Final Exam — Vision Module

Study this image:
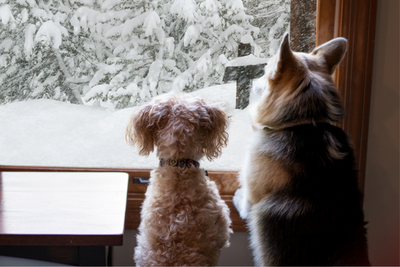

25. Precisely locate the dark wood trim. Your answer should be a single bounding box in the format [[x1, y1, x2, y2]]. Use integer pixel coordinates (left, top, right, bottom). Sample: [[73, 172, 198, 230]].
[[0, 165, 152, 176], [334, 0, 377, 192], [316, 0, 336, 46], [316, 0, 377, 192]]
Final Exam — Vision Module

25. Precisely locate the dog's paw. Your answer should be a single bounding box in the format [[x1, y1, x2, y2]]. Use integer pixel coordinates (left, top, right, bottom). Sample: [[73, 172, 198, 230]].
[[233, 188, 250, 220]]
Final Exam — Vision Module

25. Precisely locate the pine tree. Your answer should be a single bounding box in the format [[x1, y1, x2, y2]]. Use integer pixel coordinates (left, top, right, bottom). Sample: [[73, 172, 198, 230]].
[[0, 0, 101, 104], [83, 0, 176, 109], [170, 0, 260, 92], [0, 0, 260, 109], [244, 0, 290, 58], [83, 0, 260, 109]]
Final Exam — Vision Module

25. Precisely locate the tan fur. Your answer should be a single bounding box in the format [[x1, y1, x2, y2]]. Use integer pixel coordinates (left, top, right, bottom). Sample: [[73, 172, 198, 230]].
[[126, 93, 229, 161], [126, 92, 232, 266], [255, 35, 346, 128], [247, 151, 290, 204], [233, 33, 354, 265], [238, 33, 348, 214]]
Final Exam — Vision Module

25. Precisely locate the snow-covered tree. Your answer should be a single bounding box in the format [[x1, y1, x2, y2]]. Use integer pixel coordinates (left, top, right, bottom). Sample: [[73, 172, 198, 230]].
[[244, 0, 290, 58], [0, 0, 266, 109], [83, 0, 260, 108], [171, 0, 260, 91], [0, 0, 103, 105]]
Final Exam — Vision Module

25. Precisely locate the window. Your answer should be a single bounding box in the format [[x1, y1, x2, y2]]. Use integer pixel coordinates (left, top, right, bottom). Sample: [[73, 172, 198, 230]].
[[0, 0, 376, 230], [0, 0, 297, 170]]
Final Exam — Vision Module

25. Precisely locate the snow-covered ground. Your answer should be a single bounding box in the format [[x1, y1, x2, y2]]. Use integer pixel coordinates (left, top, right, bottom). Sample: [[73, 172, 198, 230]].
[[0, 83, 256, 171]]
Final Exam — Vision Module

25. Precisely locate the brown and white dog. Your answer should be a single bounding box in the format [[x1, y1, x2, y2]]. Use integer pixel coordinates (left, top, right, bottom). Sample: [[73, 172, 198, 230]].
[[234, 33, 370, 266], [126, 92, 232, 266]]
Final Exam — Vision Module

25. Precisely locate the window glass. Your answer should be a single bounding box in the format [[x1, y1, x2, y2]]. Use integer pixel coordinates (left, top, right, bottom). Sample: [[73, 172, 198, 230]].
[[0, 0, 313, 170]]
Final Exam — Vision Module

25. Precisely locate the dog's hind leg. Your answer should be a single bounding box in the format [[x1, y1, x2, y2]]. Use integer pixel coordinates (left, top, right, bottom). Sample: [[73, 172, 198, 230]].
[[248, 201, 273, 266]]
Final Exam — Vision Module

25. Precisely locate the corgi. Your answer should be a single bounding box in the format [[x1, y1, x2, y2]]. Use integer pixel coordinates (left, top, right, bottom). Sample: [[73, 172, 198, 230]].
[[234, 33, 370, 266]]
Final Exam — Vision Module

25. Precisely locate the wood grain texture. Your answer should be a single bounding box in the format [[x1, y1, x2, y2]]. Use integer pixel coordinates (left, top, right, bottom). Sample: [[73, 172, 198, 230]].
[[0, 172, 128, 246], [334, 0, 377, 192], [316, 0, 336, 46], [316, 0, 377, 192]]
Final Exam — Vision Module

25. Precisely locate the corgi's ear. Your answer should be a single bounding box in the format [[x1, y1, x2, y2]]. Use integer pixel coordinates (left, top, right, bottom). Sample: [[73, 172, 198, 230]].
[[276, 32, 297, 73], [311, 37, 348, 75]]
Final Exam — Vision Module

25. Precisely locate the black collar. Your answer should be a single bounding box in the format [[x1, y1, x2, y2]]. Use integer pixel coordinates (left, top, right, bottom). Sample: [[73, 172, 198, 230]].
[[159, 158, 200, 169]]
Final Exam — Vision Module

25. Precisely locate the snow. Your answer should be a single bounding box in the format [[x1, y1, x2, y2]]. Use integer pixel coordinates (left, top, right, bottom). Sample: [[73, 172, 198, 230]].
[[172, 71, 191, 91], [0, 54, 8, 67], [24, 24, 36, 57], [220, 25, 244, 42], [240, 34, 253, 44], [17, 0, 36, 7], [268, 12, 289, 56], [0, 84, 255, 171], [0, 4, 14, 25], [120, 13, 147, 40], [147, 60, 163, 94], [0, 0, 291, 171], [35, 21, 63, 49], [171, 0, 198, 23], [143, 11, 161, 37], [24, 0, 36, 8], [164, 38, 175, 57], [200, 0, 221, 13], [226, 0, 245, 13], [101, 0, 121, 12], [84, 84, 111, 100], [32, 8, 49, 20], [21, 8, 29, 23], [88, 63, 124, 89], [226, 54, 269, 67], [72, 7, 102, 34], [184, 25, 201, 47], [0, 38, 13, 51]]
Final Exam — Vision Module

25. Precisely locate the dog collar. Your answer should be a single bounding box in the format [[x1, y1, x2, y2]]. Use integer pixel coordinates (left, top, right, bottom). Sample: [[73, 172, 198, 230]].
[[159, 158, 200, 169], [252, 120, 328, 131]]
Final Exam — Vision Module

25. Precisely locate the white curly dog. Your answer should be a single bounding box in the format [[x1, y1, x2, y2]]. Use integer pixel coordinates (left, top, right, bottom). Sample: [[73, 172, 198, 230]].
[[126, 92, 232, 266]]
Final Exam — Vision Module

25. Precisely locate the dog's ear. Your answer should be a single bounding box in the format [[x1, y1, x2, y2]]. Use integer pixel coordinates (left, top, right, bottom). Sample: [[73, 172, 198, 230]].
[[311, 37, 348, 75], [202, 105, 229, 161], [125, 104, 156, 156], [275, 32, 297, 74]]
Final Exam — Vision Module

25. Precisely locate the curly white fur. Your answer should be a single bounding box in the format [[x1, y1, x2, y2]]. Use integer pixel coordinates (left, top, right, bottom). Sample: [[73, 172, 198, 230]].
[[126, 92, 232, 266]]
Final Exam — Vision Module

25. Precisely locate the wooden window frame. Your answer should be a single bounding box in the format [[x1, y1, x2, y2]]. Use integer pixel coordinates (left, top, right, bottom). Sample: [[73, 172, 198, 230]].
[[317, 0, 377, 192], [0, 0, 377, 232]]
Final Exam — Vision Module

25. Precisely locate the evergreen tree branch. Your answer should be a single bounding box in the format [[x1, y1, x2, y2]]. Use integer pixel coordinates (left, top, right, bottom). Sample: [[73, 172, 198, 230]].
[[53, 49, 85, 104], [3, 59, 51, 86], [53, 49, 91, 84]]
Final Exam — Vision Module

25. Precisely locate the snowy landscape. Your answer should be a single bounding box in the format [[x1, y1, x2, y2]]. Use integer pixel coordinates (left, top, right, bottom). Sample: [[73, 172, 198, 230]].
[[0, 0, 290, 170], [0, 84, 256, 170]]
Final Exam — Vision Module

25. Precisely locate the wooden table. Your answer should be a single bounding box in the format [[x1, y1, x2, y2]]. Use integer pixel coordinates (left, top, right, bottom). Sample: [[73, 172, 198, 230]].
[[0, 171, 128, 265]]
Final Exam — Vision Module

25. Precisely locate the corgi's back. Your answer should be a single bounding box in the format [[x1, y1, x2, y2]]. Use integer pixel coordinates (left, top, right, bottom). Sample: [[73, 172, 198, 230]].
[[250, 123, 369, 266], [237, 33, 370, 266]]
